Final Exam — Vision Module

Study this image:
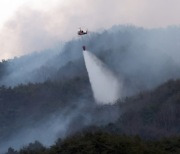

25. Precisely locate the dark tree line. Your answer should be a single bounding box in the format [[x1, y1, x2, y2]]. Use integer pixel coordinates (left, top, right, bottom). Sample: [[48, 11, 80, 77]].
[[6, 132, 180, 154]]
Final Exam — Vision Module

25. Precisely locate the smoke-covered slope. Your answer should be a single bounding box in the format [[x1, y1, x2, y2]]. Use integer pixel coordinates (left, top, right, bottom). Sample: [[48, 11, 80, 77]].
[[105, 79, 180, 139], [2, 78, 180, 153], [1, 25, 180, 95], [1, 25, 180, 152], [0, 75, 119, 153]]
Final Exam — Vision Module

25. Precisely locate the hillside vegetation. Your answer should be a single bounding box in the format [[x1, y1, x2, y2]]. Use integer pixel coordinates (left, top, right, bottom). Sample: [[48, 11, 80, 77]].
[[1, 25, 180, 153], [6, 132, 180, 154]]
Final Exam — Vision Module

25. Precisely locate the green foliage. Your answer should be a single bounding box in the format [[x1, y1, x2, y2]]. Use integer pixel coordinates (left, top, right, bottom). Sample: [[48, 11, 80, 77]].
[[6, 147, 18, 154], [0, 59, 8, 79], [114, 79, 180, 139], [19, 141, 46, 154], [13, 132, 180, 154], [0, 76, 91, 141]]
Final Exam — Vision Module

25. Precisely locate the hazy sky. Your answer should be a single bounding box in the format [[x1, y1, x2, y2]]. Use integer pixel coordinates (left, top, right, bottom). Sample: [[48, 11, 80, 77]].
[[0, 0, 180, 60]]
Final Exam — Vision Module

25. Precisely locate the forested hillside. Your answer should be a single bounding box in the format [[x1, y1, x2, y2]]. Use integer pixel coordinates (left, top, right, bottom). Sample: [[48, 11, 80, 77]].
[[6, 132, 180, 154], [1, 78, 180, 153], [106, 79, 180, 138], [1, 26, 180, 153]]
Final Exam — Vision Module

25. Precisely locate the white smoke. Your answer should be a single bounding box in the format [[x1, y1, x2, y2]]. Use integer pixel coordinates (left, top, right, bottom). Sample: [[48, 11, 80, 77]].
[[83, 50, 122, 104]]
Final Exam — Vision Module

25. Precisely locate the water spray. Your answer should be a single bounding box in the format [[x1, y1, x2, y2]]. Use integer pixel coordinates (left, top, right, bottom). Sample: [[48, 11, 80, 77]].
[[77, 28, 121, 104], [83, 50, 121, 104]]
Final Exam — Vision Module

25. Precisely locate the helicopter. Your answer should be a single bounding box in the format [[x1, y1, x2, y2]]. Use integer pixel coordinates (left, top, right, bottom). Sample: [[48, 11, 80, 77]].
[[78, 28, 88, 51], [78, 28, 88, 35]]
